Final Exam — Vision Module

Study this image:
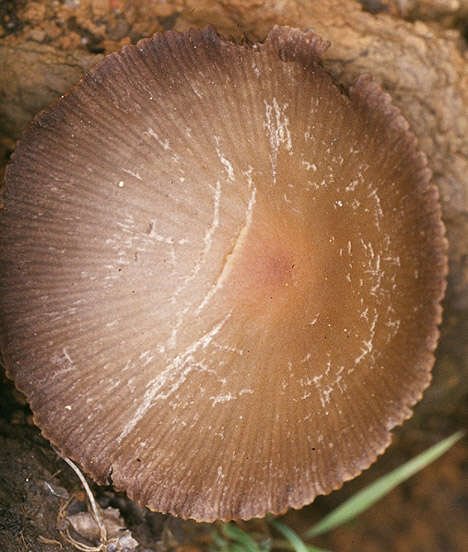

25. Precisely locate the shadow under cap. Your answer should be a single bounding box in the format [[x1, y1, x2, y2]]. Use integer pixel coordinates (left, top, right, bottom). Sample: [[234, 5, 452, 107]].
[[0, 26, 448, 522]]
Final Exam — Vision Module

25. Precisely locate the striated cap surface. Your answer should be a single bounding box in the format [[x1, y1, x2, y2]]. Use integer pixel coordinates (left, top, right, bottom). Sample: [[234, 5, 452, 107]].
[[0, 26, 447, 521]]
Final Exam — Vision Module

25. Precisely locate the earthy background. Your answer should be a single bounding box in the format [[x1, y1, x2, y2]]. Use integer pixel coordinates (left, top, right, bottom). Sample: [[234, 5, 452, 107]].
[[0, 1, 467, 551]]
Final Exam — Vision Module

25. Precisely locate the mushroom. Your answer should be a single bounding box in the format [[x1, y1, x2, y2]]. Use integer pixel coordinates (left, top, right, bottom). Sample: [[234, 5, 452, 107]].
[[0, 26, 447, 522]]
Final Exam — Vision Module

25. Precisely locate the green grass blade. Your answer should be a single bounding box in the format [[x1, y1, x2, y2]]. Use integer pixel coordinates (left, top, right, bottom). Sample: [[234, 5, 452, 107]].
[[270, 519, 330, 552], [221, 522, 263, 552], [211, 530, 229, 549], [305, 430, 464, 538]]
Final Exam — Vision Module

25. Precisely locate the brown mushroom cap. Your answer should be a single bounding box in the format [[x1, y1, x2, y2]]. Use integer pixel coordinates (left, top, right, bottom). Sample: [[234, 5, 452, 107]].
[[0, 26, 447, 521]]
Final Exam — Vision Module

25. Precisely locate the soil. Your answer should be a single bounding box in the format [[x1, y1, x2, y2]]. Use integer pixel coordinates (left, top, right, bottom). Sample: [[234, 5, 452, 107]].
[[0, 1, 467, 551]]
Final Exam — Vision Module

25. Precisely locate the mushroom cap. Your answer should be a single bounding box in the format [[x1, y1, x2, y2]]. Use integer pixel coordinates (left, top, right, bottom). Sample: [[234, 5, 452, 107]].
[[0, 26, 447, 522]]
